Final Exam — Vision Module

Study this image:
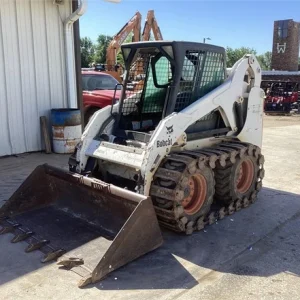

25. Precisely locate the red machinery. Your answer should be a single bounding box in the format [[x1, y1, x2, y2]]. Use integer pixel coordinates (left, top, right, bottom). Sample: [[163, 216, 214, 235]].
[[263, 81, 299, 114]]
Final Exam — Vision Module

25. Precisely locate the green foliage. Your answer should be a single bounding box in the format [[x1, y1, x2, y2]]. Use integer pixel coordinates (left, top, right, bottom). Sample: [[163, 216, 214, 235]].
[[81, 34, 273, 71], [80, 33, 136, 67], [226, 47, 272, 70], [124, 32, 134, 43], [92, 33, 135, 66], [94, 34, 113, 64], [226, 46, 257, 68], [80, 37, 95, 67], [256, 51, 272, 70], [117, 51, 125, 67]]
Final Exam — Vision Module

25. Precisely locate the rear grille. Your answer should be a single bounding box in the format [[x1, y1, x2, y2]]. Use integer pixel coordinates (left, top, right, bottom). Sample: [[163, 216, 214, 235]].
[[174, 51, 225, 112]]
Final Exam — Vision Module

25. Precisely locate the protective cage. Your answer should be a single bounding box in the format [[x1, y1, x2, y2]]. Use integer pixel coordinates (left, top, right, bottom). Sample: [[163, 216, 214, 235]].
[[117, 41, 226, 133], [0, 164, 163, 287]]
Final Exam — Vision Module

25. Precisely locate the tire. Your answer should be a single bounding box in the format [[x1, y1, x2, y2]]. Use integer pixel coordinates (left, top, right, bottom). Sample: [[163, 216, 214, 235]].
[[150, 144, 264, 234], [152, 154, 215, 225], [214, 150, 260, 205], [179, 166, 215, 221]]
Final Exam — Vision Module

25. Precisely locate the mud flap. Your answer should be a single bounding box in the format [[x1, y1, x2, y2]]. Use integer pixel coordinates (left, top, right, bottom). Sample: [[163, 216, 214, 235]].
[[0, 164, 163, 287]]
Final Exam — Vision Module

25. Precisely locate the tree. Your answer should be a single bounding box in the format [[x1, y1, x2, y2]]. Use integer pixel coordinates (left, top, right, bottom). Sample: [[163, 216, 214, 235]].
[[80, 37, 95, 67], [226, 47, 257, 68], [94, 34, 113, 64], [117, 51, 125, 67], [93, 31, 146, 67], [256, 51, 272, 70], [226, 47, 272, 70]]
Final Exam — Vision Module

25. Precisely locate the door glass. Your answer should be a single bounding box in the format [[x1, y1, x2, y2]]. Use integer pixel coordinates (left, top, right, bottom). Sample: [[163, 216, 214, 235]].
[[142, 56, 171, 113], [155, 56, 172, 86]]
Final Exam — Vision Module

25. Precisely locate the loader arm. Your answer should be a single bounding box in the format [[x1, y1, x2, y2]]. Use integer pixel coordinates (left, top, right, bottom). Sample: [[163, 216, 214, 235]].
[[142, 10, 163, 41], [106, 11, 142, 71], [140, 54, 264, 194]]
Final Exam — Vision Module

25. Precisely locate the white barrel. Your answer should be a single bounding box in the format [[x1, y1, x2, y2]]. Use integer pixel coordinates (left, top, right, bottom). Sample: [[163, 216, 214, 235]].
[[51, 109, 82, 154]]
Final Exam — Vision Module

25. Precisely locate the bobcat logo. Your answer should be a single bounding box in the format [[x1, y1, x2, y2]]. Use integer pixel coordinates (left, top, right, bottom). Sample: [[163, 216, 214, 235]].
[[277, 43, 286, 54], [166, 125, 174, 134]]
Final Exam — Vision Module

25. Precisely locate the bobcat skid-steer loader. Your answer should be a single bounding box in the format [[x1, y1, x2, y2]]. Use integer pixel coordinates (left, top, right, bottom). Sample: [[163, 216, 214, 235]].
[[0, 41, 265, 288]]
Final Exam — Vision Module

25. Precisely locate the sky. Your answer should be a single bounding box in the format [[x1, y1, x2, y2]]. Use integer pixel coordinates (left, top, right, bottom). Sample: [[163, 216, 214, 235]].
[[79, 0, 300, 55]]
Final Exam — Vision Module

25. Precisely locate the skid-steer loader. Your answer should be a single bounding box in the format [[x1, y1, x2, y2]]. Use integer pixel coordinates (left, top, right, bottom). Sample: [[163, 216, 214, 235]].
[[0, 41, 265, 288]]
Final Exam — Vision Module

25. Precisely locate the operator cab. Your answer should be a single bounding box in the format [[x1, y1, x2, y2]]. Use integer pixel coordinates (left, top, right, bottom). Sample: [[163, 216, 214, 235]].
[[102, 41, 229, 145]]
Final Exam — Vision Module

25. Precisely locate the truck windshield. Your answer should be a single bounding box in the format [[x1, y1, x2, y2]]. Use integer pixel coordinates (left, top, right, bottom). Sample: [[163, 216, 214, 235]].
[[82, 74, 121, 91]]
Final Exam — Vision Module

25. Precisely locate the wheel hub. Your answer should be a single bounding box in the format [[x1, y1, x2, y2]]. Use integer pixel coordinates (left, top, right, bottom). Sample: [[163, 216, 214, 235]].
[[236, 159, 255, 194], [182, 174, 207, 215]]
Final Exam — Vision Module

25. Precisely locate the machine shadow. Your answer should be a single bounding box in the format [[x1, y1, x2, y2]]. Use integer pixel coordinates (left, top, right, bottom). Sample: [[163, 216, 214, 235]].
[[0, 186, 300, 291], [87, 186, 300, 291]]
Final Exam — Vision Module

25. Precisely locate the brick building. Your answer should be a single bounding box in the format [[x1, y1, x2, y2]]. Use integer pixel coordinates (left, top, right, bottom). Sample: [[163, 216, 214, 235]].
[[271, 19, 300, 71]]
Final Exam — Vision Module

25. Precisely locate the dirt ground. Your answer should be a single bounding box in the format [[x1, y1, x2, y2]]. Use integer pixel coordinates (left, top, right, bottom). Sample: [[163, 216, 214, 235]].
[[0, 114, 300, 300], [263, 113, 300, 127]]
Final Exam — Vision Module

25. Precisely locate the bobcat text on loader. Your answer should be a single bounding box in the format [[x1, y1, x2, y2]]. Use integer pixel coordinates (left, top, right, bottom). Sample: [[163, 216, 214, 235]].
[[0, 41, 265, 288]]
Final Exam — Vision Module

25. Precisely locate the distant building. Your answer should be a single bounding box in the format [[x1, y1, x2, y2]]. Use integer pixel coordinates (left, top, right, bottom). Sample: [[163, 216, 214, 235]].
[[262, 70, 300, 84], [271, 19, 300, 71]]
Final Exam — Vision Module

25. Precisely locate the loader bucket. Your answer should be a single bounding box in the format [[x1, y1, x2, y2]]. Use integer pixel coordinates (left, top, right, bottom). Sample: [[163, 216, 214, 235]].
[[0, 164, 163, 287]]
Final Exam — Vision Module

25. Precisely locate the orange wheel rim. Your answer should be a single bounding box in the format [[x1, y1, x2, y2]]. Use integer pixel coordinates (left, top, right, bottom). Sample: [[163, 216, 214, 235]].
[[236, 159, 254, 194], [182, 174, 207, 215]]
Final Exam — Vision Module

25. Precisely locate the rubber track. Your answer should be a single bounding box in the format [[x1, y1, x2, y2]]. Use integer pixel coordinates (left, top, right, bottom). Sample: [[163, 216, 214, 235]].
[[150, 141, 265, 235]]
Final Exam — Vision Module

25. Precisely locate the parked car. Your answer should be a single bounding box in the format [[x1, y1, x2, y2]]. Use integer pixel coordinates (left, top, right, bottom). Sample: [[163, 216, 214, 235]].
[[82, 71, 122, 125], [94, 64, 106, 71]]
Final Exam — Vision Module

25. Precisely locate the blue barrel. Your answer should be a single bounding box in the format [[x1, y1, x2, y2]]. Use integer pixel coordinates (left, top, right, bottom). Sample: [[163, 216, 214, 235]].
[[50, 109, 82, 154]]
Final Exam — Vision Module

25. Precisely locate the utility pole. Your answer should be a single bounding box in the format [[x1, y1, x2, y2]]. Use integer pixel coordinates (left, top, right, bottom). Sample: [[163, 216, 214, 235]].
[[203, 37, 211, 43]]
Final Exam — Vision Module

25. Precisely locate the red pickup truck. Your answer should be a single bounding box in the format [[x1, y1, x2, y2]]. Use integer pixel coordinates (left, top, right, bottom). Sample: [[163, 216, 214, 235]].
[[82, 71, 122, 124]]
